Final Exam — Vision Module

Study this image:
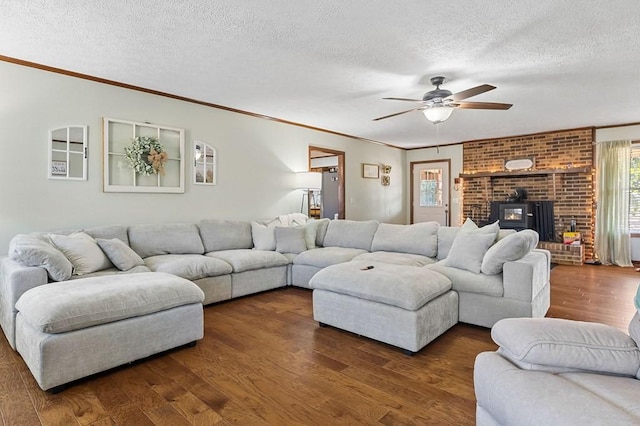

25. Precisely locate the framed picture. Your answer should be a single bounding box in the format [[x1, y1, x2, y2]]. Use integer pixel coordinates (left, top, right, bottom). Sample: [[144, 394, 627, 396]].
[[362, 163, 380, 179], [50, 160, 67, 176], [381, 175, 390, 186]]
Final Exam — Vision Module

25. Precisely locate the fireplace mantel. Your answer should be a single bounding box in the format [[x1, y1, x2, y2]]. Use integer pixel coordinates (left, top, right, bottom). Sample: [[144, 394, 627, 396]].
[[459, 166, 591, 179]]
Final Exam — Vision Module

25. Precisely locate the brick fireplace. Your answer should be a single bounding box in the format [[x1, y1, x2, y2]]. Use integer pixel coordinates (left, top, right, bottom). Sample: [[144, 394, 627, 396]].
[[461, 128, 594, 262]]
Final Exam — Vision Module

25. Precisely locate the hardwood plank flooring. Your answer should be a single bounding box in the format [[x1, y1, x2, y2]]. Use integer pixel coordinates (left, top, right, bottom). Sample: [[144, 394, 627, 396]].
[[0, 264, 638, 425]]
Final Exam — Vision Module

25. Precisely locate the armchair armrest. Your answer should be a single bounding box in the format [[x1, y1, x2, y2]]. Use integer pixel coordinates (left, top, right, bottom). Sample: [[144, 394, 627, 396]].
[[502, 249, 550, 302], [492, 317, 640, 377]]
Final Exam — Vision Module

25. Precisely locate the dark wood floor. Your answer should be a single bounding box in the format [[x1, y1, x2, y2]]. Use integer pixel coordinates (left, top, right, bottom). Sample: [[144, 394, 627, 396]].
[[0, 264, 638, 425]]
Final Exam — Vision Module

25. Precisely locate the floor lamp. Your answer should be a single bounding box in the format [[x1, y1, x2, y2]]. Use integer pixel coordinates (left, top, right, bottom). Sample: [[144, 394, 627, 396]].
[[296, 171, 322, 214]]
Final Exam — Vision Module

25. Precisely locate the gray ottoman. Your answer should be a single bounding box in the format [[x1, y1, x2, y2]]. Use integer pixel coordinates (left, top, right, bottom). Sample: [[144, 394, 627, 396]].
[[309, 261, 458, 354], [14, 272, 205, 392]]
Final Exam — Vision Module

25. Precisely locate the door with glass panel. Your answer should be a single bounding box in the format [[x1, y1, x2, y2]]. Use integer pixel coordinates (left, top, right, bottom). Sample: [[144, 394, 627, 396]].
[[411, 160, 450, 225]]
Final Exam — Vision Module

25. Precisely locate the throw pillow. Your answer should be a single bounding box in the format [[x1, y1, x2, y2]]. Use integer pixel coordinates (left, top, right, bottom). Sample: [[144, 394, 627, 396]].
[[275, 227, 307, 254], [251, 221, 277, 251], [8, 234, 73, 281], [461, 218, 500, 239], [480, 230, 539, 275], [445, 232, 496, 273], [96, 238, 145, 271], [300, 220, 319, 249], [49, 232, 113, 275]]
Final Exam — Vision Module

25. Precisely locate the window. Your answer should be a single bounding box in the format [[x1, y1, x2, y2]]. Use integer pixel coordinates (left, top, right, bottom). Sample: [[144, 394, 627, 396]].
[[419, 168, 443, 207], [630, 144, 640, 232]]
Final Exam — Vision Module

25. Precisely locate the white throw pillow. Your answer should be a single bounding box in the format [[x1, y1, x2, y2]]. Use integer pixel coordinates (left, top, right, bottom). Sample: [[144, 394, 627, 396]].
[[96, 238, 145, 271], [298, 220, 319, 249], [445, 232, 496, 273], [251, 221, 277, 251], [49, 232, 113, 275], [460, 218, 500, 239]]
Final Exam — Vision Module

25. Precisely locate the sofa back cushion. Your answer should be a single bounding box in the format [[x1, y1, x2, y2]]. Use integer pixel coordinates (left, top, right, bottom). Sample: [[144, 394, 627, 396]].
[[323, 220, 379, 251], [371, 222, 439, 257], [437, 227, 460, 260], [199, 220, 253, 252], [128, 223, 204, 258], [84, 225, 130, 246]]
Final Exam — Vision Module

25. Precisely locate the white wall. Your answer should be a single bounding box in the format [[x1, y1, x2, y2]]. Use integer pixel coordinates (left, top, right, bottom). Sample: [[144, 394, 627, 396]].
[[405, 144, 464, 226], [0, 61, 406, 252]]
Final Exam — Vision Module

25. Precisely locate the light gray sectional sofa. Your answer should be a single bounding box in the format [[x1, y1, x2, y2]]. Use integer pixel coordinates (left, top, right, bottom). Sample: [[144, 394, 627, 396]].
[[475, 308, 640, 425], [1, 216, 550, 389]]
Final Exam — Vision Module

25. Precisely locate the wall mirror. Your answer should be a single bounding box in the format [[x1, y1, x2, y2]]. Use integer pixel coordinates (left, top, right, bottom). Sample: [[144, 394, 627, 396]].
[[194, 140, 216, 185], [48, 126, 87, 180]]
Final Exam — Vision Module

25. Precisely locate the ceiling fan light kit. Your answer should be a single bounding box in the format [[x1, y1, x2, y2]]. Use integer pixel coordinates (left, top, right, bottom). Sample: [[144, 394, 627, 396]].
[[373, 76, 512, 124], [423, 106, 454, 124]]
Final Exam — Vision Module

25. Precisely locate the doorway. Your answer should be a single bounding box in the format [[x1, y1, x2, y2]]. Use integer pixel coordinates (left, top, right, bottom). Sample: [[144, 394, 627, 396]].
[[411, 160, 451, 225], [309, 146, 345, 220]]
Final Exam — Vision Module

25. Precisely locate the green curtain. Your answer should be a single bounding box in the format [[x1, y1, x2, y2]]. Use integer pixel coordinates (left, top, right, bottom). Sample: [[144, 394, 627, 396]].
[[595, 140, 633, 266]]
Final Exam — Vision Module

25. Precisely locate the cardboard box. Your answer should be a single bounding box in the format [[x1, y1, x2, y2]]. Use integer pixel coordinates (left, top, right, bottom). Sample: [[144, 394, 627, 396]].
[[563, 232, 581, 245]]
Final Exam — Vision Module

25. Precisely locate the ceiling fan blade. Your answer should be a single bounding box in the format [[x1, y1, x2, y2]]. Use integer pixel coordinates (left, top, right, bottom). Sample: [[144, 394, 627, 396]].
[[373, 107, 424, 121], [452, 101, 512, 110], [447, 84, 496, 101], [382, 97, 425, 102]]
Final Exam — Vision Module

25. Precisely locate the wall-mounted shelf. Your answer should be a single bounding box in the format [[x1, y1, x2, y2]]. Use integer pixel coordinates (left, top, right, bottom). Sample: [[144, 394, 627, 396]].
[[460, 167, 591, 179]]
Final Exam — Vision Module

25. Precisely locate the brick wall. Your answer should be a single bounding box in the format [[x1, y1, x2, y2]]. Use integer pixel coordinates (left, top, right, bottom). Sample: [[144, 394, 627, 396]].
[[462, 128, 594, 259]]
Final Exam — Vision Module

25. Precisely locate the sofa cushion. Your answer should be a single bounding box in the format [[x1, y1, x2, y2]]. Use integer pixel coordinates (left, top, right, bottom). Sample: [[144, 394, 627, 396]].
[[427, 261, 504, 297], [493, 317, 640, 376], [198, 220, 253, 252], [49, 232, 113, 275], [481, 230, 539, 275], [96, 238, 145, 271], [559, 372, 640, 420], [275, 227, 307, 254], [436, 227, 460, 260], [323, 220, 379, 251], [128, 223, 205, 257], [8, 234, 73, 282], [309, 261, 452, 311], [15, 272, 204, 334], [445, 232, 496, 273], [371, 222, 439, 257], [251, 221, 277, 251], [206, 249, 289, 273], [294, 247, 368, 268], [144, 254, 232, 280], [84, 225, 130, 246], [353, 251, 436, 267]]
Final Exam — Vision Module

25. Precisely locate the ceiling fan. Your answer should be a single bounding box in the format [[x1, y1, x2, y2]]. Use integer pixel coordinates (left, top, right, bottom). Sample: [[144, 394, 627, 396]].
[[373, 76, 512, 124]]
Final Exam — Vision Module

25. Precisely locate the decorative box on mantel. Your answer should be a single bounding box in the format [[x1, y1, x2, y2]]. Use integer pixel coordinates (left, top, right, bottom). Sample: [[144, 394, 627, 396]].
[[537, 241, 584, 265]]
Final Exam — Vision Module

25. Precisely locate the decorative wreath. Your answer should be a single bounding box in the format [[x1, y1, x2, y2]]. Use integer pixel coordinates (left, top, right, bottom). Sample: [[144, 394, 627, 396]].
[[124, 136, 168, 176]]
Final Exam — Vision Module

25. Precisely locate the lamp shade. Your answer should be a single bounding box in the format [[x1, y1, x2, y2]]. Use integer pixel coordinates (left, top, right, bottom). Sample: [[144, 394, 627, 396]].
[[423, 106, 454, 124], [296, 171, 322, 189]]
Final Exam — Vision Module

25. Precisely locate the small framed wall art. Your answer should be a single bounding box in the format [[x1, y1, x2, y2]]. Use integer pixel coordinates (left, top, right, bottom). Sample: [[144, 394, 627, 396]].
[[362, 163, 380, 179]]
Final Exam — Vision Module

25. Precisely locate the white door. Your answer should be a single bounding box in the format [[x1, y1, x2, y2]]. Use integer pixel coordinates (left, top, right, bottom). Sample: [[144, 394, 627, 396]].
[[412, 161, 450, 225]]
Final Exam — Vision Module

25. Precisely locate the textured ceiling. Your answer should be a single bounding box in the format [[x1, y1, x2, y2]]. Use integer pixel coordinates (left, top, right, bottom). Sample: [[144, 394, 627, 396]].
[[2, 1, 639, 149]]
